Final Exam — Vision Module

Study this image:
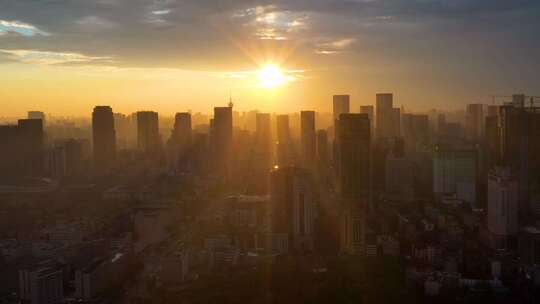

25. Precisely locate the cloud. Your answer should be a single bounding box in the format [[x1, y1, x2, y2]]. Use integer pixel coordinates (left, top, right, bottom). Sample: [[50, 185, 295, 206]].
[[76, 16, 116, 30], [0, 49, 112, 65], [0, 19, 49, 36]]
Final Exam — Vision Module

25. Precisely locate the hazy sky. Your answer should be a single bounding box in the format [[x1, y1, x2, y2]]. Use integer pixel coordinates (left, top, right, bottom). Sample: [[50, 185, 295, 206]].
[[1, 0, 539, 116]]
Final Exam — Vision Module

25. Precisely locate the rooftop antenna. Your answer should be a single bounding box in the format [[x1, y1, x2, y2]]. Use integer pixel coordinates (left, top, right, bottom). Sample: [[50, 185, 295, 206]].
[[228, 89, 234, 108]]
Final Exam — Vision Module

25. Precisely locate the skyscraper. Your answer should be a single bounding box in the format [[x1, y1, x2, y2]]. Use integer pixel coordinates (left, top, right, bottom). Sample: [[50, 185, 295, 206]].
[[336, 113, 371, 199], [488, 167, 518, 249], [168, 112, 192, 171], [300, 111, 316, 168], [92, 106, 116, 170], [253, 113, 273, 193], [213, 106, 233, 179], [270, 166, 315, 251], [276, 114, 291, 167], [27, 111, 45, 124], [360, 105, 374, 138], [376, 93, 394, 138], [333, 95, 350, 123], [137, 111, 160, 155], [0, 119, 44, 178]]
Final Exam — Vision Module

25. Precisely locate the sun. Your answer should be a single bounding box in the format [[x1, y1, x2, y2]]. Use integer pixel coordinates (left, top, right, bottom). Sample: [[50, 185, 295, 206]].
[[257, 64, 286, 88]]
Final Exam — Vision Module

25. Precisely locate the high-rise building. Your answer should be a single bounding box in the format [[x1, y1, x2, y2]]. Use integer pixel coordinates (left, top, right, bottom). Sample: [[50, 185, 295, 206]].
[[270, 166, 315, 251], [213, 106, 233, 179], [360, 105, 374, 138], [92, 106, 116, 170], [168, 112, 192, 171], [136, 111, 160, 155], [333, 95, 350, 123], [276, 114, 291, 167], [253, 113, 273, 194], [1, 118, 45, 178], [336, 113, 371, 199], [466, 104, 483, 142], [27, 111, 45, 125], [376, 93, 395, 138], [488, 167, 518, 249], [300, 111, 316, 168]]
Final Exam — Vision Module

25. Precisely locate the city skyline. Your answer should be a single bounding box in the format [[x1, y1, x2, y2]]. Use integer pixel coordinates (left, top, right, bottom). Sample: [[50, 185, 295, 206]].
[[2, 1, 540, 116]]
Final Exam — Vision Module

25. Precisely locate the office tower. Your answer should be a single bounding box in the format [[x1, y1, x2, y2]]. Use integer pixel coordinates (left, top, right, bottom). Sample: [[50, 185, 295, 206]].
[[433, 145, 477, 207], [168, 112, 192, 172], [466, 104, 483, 142], [253, 113, 272, 194], [136, 111, 160, 155], [92, 106, 116, 170], [317, 129, 329, 166], [360, 105, 374, 138], [488, 167, 518, 249], [19, 266, 63, 304], [27, 111, 45, 124], [213, 106, 233, 179], [337, 114, 371, 256], [376, 93, 394, 138], [276, 114, 291, 167], [333, 95, 350, 123], [402, 113, 429, 151], [1, 118, 45, 178], [336, 113, 371, 199], [270, 166, 315, 251], [300, 111, 316, 168]]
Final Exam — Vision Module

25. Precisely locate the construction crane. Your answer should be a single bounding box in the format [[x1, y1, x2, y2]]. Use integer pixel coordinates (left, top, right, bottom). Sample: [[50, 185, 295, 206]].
[[489, 95, 540, 108]]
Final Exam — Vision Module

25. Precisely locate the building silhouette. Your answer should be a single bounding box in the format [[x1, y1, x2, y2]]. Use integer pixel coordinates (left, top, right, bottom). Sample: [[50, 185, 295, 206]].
[[136, 111, 160, 155], [168, 112, 192, 172], [333, 95, 350, 124], [213, 106, 233, 179], [276, 114, 291, 167], [336, 113, 371, 199], [92, 106, 116, 170], [300, 111, 316, 168], [270, 166, 315, 252], [376, 93, 394, 138]]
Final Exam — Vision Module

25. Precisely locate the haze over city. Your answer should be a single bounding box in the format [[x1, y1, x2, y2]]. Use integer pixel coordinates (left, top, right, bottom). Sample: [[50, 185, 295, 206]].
[[1, 1, 540, 304]]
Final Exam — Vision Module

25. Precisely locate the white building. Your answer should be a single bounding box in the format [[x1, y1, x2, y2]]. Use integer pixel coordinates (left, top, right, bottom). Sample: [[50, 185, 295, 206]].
[[488, 167, 518, 249]]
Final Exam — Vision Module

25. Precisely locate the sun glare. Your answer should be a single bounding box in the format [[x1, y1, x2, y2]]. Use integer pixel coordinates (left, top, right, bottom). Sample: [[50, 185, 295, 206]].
[[257, 64, 286, 88]]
